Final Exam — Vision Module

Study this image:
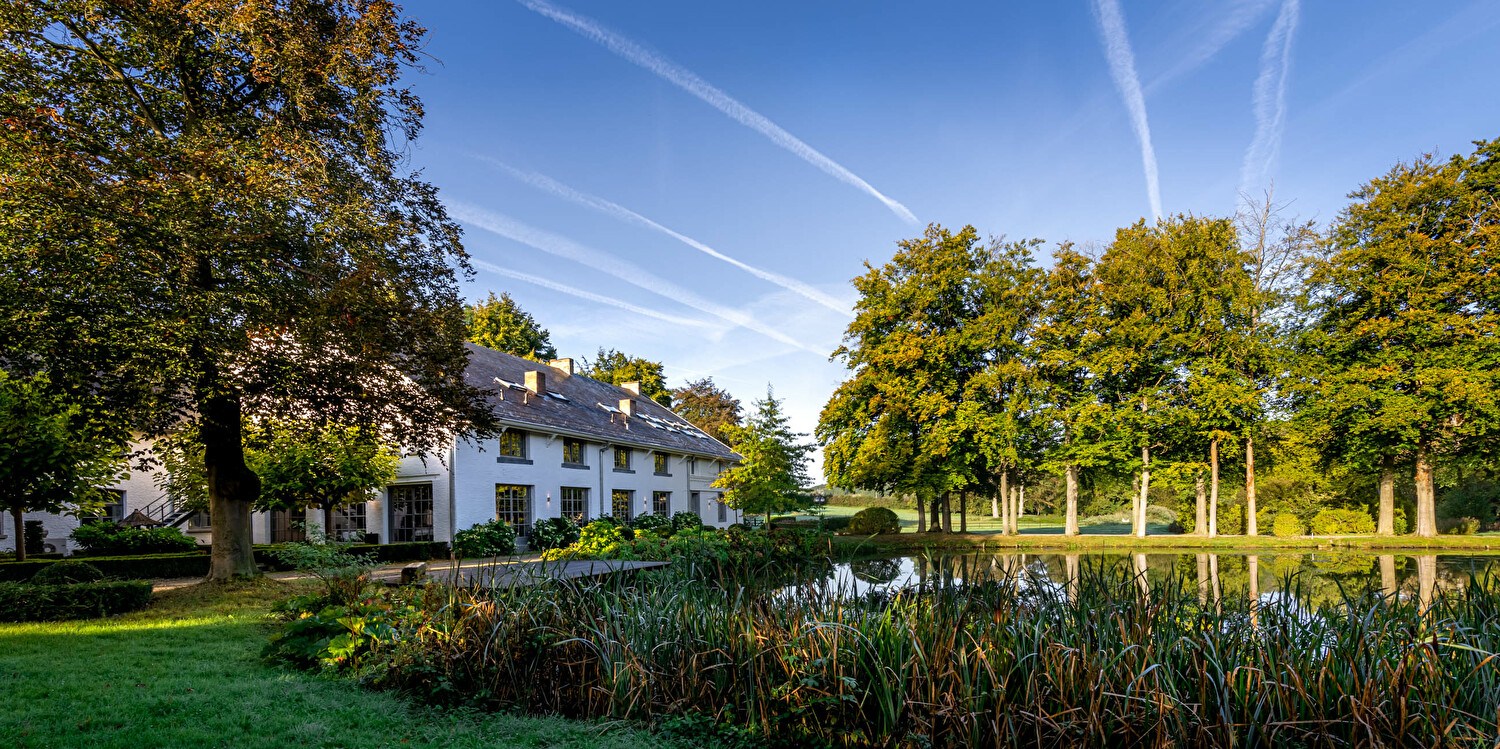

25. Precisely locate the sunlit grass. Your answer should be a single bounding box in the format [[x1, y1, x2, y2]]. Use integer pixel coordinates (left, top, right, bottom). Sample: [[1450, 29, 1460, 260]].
[[1, 579, 680, 749]]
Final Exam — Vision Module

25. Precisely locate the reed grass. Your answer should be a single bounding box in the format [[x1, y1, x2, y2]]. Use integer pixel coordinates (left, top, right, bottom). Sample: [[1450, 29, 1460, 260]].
[[361, 559, 1500, 747]]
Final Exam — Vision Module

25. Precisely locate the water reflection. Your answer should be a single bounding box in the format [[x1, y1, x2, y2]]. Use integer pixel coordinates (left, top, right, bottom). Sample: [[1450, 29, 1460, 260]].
[[817, 551, 1499, 610]]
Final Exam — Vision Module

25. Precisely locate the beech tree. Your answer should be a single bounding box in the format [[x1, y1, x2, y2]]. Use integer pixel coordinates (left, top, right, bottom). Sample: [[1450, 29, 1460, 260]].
[[0, 3, 494, 578], [584, 348, 671, 405], [670, 378, 742, 443], [1303, 141, 1500, 537], [714, 388, 814, 526], [0, 373, 124, 561], [465, 292, 557, 360]]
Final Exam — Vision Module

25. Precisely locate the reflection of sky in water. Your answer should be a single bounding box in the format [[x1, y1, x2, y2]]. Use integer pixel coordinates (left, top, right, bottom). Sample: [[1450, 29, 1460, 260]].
[[804, 553, 1500, 606]]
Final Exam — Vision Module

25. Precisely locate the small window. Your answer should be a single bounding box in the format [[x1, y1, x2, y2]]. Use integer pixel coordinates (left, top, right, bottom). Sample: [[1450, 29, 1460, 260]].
[[496, 484, 532, 538], [654, 453, 670, 475], [611, 489, 634, 521], [562, 438, 585, 466], [716, 497, 728, 524], [499, 431, 527, 459], [561, 487, 589, 524], [614, 447, 631, 470], [688, 457, 699, 475], [653, 491, 671, 516], [691, 492, 701, 515]]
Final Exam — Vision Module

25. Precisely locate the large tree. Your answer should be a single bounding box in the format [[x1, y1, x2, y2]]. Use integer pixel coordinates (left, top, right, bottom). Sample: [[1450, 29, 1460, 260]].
[[1302, 141, 1500, 537], [714, 388, 814, 526], [669, 378, 742, 443], [0, 373, 124, 561], [0, 2, 494, 578], [465, 292, 557, 360], [584, 348, 671, 406]]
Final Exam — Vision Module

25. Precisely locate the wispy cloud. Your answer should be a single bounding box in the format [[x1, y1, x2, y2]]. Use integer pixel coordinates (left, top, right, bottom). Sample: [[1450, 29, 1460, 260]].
[[1090, 0, 1163, 221], [514, 0, 919, 227], [450, 201, 823, 355], [1240, 0, 1300, 196], [469, 260, 719, 330], [1146, 0, 1277, 94], [479, 157, 855, 318]]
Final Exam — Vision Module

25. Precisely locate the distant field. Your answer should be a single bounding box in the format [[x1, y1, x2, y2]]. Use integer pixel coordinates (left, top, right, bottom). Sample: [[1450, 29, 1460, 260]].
[[800, 503, 1175, 536]]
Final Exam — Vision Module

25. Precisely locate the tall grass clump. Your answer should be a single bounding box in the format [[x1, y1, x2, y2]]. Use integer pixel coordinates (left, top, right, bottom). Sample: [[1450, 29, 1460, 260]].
[[280, 560, 1500, 747]]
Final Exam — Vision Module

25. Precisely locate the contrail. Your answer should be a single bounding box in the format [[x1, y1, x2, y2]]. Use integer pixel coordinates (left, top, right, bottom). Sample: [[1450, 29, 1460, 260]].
[[514, 0, 919, 227], [1146, 0, 1277, 94], [1090, 0, 1163, 221], [1240, 0, 1300, 195], [450, 202, 823, 355], [470, 260, 718, 330], [480, 157, 855, 318]]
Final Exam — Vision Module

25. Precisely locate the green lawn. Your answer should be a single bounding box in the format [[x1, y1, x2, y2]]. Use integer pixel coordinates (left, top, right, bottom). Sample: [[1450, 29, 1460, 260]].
[[805, 504, 1173, 535], [1, 580, 680, 749]]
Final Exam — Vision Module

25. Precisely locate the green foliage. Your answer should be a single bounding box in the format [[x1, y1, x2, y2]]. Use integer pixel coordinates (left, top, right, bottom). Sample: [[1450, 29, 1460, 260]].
[[1438, 517, 1481, 536], [1272, 513, 1305, 538], [1440, 480, 1497, 523], [0, 580, 153, 622], [529, 517, 580, 552], [453, 519, 517, 558], [671, 511, 703, 532], [630, 513, 674, 535], [717, 388, 815, 521], [246, 421, 398, 517], [268, 528, 377, 607], [1310, 508, 1376, 536], [669, 378, 743, 442], [0, 553, 209, 582], [584, 348, 671, 405], [464, 292, 557, 360], [30, 560, 105, 585], [70, 522, 198, 556], [845, 507, 901, 535]]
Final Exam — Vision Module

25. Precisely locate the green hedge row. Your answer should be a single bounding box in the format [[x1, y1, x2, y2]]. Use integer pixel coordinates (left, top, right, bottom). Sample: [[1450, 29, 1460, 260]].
[[249, 541, 450, 570], [0, 553, 210, 582], [0, 580, 154, 622]]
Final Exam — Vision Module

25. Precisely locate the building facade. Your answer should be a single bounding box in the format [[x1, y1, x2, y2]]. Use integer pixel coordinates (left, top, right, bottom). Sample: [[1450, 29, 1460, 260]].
[[1, 345, 742, 555]]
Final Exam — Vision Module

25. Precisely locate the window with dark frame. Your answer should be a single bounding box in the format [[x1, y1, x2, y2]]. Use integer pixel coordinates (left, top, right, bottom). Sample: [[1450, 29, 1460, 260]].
[[653, 453, 669, 475], [561, 487, 589, 524], [717, 497, 727, 523], [499, 430, 528, 460], [562, 438, 585, 466], [86, 489, 126, 524], [652, 491, 670, 515], [388, 483, 434, 543], [611, 489, 634, 520], [495, 484, 532, 538], [691, 491, 701, 515], [332, 503, 367, 541], [614, 446, 631, 470], [270, 508, 307, 543]]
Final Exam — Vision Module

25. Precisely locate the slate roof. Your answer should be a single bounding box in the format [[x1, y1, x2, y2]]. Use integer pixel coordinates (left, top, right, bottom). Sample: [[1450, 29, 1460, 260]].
[[463, 343, 738, 461]]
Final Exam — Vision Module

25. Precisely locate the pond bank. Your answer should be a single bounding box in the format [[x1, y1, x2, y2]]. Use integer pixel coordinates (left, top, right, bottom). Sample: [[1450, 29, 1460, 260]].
[[833, 530, 1500, 555]]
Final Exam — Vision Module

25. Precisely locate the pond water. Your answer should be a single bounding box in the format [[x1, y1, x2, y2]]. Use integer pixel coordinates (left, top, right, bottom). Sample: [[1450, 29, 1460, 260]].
[[812, 552, 1500, 609]]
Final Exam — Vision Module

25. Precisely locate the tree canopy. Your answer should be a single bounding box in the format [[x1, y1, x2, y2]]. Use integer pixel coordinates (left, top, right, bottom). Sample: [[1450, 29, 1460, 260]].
[[670, 378, 743, 443], [465, 292, 558, 361], [584, 348, 671, 405], [715, 388, 814, 524]]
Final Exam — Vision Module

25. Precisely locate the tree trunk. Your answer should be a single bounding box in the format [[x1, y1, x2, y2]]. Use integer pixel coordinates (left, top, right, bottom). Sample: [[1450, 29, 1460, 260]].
[[1378, 455, 1396, 535], [1245, 437, 1258, 536], [1414, 444, 1437, 537], [1209, 439, 1220, 537], [929, 492, 942, 532], [1379, 554, 1397, 598], [991, 489, 999, 519], [1247, 555, 1261, 629], [1000, 470, 1011, 536], [916, 493, 927, 533], [1064, 463, 1080, 536], [959, 492, 967, 533], [1008, 486, 1019, 535], [1137, 444, 1150, 538], [940, 491, 952, 534], [1194, 472, 1207, 536], [1196, 553, 1209, 605], [202, 393, 261, 580], [11, 508, 24, 563]]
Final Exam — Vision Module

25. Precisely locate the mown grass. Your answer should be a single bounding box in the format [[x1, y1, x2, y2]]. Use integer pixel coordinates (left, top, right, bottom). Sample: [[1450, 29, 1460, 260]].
[[0, 579, 680, 749], [833, 530, 1500, 556]]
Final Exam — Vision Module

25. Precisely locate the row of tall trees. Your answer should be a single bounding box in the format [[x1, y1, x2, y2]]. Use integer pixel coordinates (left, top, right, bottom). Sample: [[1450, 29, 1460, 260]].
[[820, 138, 1500, 538]]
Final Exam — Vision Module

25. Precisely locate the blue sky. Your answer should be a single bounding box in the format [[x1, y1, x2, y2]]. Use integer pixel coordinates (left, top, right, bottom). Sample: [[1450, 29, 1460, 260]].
[[401, 0, 1500, 472]]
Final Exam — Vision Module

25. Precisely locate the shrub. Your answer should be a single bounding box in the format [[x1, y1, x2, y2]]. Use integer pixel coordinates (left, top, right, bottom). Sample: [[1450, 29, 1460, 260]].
[[453, 519, 517, 558], [1439, 480, 1497, 523], [269, 530, 377, 607], [0, 552, 209, 582], [631, 513, 674, 536], [1272, 513, 1305, 538], [845, 507, 900, 535], [71, 522, 198, 555], [1438, 517, 1481, 536], [30, 560, 105, 585], [23, 520, 45, 555], [821, 516, 853, 534], [671, 511, 704, 532], [529, 517, 580, 551], [1310, 508, 1376, 536], [0, 580, 153, 622]]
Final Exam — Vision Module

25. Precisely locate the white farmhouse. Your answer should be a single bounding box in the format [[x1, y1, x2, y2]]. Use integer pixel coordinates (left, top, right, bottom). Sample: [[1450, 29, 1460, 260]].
[[1, 344, 742, 555]]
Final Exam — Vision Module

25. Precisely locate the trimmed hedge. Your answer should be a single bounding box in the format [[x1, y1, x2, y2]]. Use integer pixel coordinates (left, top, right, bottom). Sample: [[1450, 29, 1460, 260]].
[[0, 552, 210, 582], [846, 507, 902, 535], [0, 580, 153, 622], [1310, 508, 1376, 536], [30, 560, 105, 585]]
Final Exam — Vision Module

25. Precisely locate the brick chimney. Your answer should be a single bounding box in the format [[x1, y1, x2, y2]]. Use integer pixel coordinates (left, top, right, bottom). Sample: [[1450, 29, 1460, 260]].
[[621, 381, 642, 395], [618, 397, 635, 416], [524, 370, 546, 396], [547, 358, 575, 375]]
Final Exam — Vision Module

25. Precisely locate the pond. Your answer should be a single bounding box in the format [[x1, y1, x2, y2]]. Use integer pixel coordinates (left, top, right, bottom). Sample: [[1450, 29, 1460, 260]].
[[813, 551, 1500, 610]]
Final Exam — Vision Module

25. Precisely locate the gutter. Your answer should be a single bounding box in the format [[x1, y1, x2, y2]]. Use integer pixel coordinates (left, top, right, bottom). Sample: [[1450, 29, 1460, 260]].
[[596, 445, 610, 520], [448, 439, 458, 545]]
